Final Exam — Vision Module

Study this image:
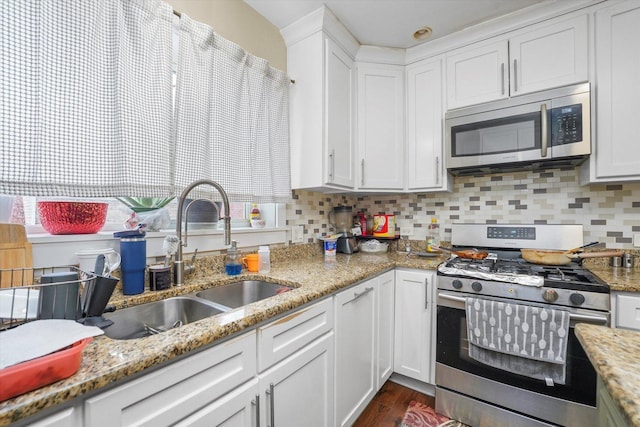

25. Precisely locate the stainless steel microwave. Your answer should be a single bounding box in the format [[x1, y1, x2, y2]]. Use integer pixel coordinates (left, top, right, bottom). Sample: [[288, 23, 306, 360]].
[[445, 83, 590, 175]]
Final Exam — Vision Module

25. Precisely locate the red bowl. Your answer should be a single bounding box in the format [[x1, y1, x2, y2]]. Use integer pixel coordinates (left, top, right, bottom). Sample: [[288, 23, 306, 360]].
[[37, 201, 108, 235]]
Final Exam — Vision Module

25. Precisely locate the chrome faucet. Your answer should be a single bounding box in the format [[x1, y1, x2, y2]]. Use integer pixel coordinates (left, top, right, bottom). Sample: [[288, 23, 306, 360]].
[[174, 179, 231, 286]]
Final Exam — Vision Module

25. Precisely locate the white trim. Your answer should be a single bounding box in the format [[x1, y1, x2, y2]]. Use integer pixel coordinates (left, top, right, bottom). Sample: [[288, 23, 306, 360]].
[[29, 228, 288, 268]]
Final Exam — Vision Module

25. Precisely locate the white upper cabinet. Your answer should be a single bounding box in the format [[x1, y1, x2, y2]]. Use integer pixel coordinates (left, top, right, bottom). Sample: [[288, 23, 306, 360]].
[[581, 0, 640, 183], [406, 57, 452, 192], [446, 40, 510, 109], [446, 14, 589, 109], [356, 63, 405, 190], [285, 8, 357, 191]]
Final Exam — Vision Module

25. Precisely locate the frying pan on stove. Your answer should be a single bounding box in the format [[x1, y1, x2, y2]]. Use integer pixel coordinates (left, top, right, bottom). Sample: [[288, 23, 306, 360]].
[[520, 247, 623, 266]]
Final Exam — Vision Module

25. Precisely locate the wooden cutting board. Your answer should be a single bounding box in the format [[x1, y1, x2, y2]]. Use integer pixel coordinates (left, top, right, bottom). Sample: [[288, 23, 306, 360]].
[[0, 223, 33, 287]]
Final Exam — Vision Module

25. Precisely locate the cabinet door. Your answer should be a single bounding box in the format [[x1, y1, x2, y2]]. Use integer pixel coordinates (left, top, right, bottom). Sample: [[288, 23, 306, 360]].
[[326, 37, 355, 188], [376, 271, 395, 388], [614, 292, 640, 331], [174, 380, 259, 427], [259, 332, 334, 427], [356, 64, 404, 190], [84, 332, 256, 427], [509, 14, 588, 96], [394, 270, 434, 383], [27, 406, 82, 427], [257, 298, 333, 372], [406, 58, 451, 192], [593, 0, 640, 180], [335, 280, 376, 427], [446, 40, 509, 109]]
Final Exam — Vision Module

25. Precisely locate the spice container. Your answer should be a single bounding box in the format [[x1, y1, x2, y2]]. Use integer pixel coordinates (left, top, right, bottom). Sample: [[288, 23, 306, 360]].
[[623, 253, 635, 268]]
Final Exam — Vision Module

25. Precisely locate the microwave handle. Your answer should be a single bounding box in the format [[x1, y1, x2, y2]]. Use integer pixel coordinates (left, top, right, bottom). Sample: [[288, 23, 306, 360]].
[[540, 103, 548, 157]]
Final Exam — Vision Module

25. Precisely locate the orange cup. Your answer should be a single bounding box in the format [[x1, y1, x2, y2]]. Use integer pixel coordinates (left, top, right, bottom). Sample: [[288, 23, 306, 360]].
[[242, 254, 259, 272]]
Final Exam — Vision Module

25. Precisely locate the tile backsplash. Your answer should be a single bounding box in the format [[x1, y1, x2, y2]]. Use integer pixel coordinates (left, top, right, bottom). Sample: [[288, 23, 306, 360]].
[[286, 167, 640, 249]]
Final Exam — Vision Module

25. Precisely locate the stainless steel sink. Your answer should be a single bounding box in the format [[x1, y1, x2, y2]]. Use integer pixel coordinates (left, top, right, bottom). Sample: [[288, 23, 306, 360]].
[[103, 296, 225, 340], [196, 280, 292, 309]]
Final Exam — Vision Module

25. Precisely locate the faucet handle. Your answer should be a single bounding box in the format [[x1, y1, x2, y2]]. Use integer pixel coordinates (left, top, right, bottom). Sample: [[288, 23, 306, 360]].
[[190, 249, 198, 264]]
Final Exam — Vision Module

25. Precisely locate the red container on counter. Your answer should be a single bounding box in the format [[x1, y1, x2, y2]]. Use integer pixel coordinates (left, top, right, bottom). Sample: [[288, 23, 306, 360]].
[[0, 338, 91, 402], [373, 214, 396, 237]]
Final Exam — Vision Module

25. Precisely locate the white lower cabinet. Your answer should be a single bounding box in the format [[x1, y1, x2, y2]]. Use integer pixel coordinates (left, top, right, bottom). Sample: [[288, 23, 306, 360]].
[[335, 280, 377, 427], [174, 379, 259, 427], [612, 291, 640, 331], [394, 269, 436, 384], [258, 332, 334, 427], [597, 378, 628, 427], [27, 405, 83, 427], [257, 298, 335, 427], [84, 331, 257, 426], [376, 271, 395, 388], [334, 270, 395, 426]]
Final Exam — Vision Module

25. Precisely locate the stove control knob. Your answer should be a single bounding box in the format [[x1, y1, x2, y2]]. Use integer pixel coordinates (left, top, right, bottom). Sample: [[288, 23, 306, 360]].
[[471, 282, 483, 292], [570, 293, 586, 305], [542, 289, 559, 303], [452, 279, 463, 289]]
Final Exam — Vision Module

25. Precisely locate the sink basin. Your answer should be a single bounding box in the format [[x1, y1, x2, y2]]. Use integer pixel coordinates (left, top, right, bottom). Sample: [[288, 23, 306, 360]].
[[196, 280, 292, 309], [103, 296, 225, 340]]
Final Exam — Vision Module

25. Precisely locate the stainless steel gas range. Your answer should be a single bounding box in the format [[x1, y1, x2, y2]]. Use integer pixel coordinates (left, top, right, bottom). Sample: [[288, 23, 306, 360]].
[[435, 224, 609, 427]]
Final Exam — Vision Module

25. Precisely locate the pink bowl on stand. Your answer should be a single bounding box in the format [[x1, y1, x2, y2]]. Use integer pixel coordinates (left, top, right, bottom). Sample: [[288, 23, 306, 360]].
[[37, 201, 108, 234]]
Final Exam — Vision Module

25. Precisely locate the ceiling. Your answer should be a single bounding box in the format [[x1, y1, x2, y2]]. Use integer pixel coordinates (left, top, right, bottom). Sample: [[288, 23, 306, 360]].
[[244, 0, 550, 49]]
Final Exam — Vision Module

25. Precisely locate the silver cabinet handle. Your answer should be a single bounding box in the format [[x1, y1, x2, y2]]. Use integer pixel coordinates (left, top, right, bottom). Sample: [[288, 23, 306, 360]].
[[513, 59, 518, 93], [425, 277, 429, 309], [501, 63, 505, 95], [252, 394, 261, 427], [541, 104, 548, 157], [361, 158, 365, 186], [266, 383, 275, 427], [352, 286, 374, 303], [329, 149, 335, 181], [435, 156, 440, 186]]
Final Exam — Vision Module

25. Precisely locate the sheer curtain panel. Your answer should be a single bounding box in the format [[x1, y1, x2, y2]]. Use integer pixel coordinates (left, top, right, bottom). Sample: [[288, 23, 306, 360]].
[[174, 14, 291, 203], [1, 0, 174, 197]]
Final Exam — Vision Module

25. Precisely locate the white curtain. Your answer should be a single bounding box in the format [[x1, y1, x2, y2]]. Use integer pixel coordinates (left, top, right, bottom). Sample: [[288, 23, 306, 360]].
[[173, 14, 291, 203], [1, 0, 174, 197]]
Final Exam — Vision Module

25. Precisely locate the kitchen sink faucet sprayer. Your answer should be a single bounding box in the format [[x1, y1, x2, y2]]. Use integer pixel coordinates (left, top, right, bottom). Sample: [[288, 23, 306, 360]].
[[174, 179, 231, 286]]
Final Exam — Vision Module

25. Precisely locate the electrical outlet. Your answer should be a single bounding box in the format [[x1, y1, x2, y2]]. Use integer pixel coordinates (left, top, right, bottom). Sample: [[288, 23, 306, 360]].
[[292, 225, 304, 243], [634, 233, 640, 248]]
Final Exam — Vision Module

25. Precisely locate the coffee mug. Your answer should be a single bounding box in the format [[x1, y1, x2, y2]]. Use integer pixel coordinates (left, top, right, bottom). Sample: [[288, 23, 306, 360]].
[[242, 254, 259, 272], [76, 248, 121, 276]]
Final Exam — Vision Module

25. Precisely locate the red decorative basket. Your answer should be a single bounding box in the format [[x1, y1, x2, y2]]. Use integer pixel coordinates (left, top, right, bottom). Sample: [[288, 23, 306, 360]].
[[37, 201, 108, 235]]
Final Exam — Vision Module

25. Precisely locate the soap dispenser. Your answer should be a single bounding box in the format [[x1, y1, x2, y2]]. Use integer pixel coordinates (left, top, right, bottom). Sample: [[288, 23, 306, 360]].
[[225, 240, 242, 276]]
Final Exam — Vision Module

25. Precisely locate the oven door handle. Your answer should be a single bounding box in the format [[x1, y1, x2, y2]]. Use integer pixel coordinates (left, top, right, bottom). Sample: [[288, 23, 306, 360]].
[[438, 293, 609, 325]]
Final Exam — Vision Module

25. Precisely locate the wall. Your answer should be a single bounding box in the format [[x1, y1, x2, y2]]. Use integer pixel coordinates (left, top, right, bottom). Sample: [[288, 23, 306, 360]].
[[164, 0, 286, 71], [287, 167, 640, 250]]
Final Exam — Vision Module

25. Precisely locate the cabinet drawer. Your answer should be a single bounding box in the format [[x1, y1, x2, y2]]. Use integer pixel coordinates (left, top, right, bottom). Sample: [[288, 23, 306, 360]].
[[615, 293, 640, 331], [84, 331, 256, 427], [257, 298, 333, 372]]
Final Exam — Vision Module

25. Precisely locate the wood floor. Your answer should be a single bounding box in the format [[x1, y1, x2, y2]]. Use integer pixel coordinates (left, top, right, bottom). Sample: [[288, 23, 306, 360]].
[[352, 380, 435, 427]]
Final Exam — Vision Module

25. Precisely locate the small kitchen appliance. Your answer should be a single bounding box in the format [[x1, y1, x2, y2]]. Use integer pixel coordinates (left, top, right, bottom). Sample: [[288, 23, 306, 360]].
[[329, 206, 359, 254], [435, 223, 609, 427]]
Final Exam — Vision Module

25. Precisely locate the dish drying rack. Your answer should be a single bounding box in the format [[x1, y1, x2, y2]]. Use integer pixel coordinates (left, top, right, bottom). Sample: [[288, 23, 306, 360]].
[[0, 266, 98, 331]]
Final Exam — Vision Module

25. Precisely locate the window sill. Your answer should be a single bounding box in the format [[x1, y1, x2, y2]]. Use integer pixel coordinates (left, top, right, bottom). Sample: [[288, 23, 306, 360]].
[[28, 227, 288, 268]]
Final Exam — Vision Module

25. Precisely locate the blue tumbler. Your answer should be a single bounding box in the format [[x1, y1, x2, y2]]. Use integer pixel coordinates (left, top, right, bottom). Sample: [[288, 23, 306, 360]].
[[119, 236, 146, 295]]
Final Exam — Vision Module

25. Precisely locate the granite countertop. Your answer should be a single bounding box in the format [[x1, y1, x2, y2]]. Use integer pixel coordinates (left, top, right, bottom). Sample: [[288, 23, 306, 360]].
[[576, 323, 640, 427], [0, 250, 444, 425], [587, 266, 640, 293]]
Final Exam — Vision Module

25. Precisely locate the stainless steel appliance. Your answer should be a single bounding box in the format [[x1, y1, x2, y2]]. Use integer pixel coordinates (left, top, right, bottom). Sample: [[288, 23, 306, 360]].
[[329, 206, 359, 254], [435, 223, 609, 427], [445, 83, 591, 175]]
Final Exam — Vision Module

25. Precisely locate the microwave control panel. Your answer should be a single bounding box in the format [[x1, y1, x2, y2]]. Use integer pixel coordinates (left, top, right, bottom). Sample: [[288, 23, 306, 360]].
[[550, 103, 582, 145]]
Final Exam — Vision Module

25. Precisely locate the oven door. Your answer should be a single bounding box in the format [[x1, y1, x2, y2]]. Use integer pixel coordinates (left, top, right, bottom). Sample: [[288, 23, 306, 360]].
[[436, 291, 608, 425]]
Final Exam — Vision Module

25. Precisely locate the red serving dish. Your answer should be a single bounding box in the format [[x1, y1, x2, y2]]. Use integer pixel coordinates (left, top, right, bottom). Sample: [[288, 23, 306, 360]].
[[37, 201, 108, 234], [0, 338, 92, 402]]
